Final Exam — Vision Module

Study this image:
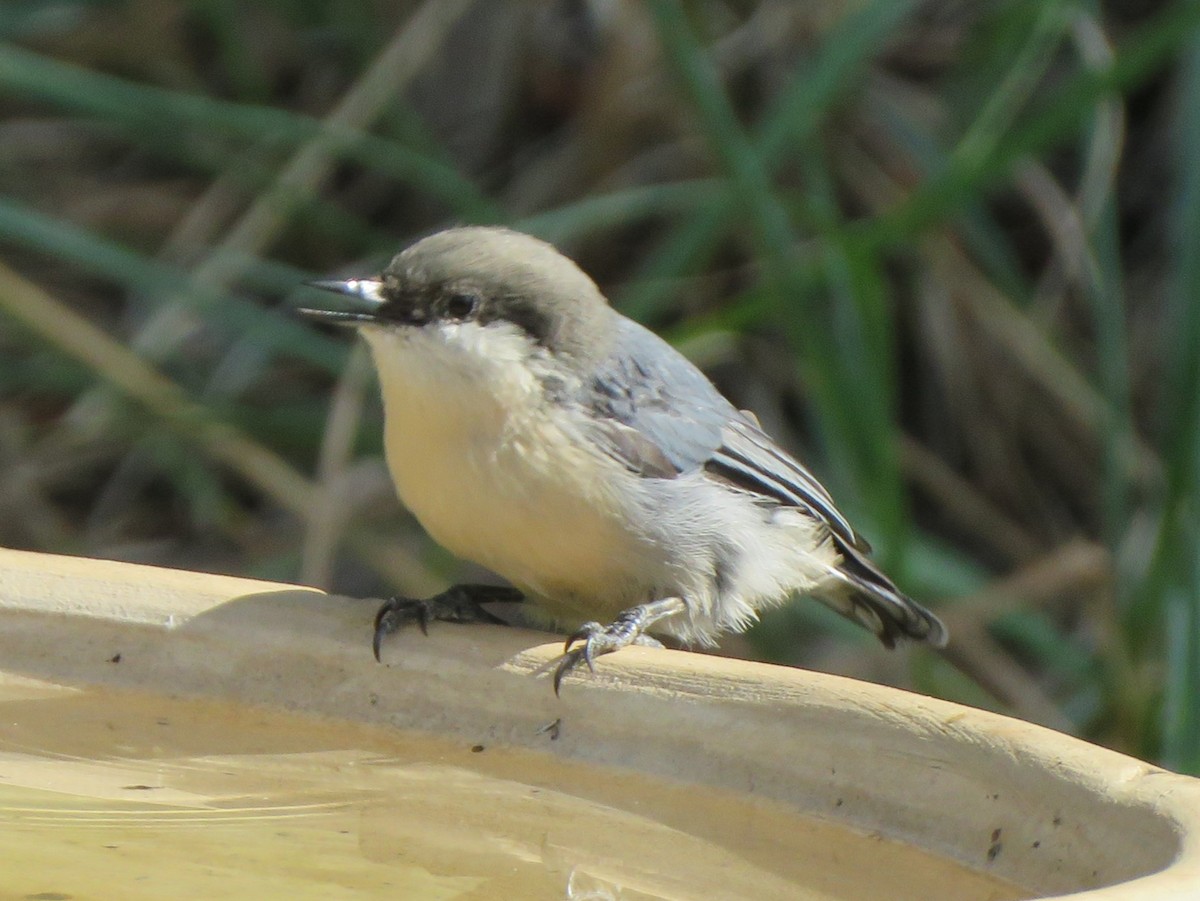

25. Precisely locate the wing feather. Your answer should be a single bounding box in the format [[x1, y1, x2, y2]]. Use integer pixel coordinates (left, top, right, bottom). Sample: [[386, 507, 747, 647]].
[[710, 417, 864, 549], [579, 318, 946, 648]]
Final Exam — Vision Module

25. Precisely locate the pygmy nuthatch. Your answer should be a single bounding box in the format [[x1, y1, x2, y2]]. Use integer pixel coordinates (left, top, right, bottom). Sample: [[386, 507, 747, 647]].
[[301, 227, 947, 692]]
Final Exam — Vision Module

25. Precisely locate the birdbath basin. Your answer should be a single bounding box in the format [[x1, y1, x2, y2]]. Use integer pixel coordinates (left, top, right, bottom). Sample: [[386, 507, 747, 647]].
[[0, 547, 1197, 899]]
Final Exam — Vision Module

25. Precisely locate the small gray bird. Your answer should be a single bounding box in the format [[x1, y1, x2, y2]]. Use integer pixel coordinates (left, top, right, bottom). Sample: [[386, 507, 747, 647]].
[[301, 227, 946, 692]]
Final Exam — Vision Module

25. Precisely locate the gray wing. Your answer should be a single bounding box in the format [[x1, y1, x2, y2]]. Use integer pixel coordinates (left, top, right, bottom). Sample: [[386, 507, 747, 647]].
[[583, 317, 948, 649], [585, 318, 863, 548]]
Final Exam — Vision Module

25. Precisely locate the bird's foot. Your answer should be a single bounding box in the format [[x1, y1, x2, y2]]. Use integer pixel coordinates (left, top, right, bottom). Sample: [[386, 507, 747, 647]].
[[373, 584, 523, 661], [552, 596, 685, 695]]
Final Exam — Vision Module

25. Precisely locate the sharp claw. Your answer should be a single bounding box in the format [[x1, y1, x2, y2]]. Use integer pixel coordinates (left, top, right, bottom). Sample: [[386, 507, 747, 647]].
[[372, 602, 406, 662], [553, 640, 601, 695], [372, 604, 394, 662], [372, 624, 386, 663], [553, 649, 581, 697], [564, 622, 600, 653], [416, 601, 430, 636]]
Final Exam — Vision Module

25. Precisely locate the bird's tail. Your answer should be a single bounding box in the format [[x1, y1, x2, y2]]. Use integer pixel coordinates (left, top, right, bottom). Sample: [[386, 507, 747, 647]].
[[817, 538, 948, 649]]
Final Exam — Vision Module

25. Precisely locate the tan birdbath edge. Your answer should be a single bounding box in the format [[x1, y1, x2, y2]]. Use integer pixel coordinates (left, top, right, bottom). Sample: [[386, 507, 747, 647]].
[[0, 546, 1197, 900]]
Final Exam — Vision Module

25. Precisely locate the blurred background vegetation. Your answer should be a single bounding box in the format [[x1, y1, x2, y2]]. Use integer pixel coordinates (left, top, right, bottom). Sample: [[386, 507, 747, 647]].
[[1, 0, 1198, 772]]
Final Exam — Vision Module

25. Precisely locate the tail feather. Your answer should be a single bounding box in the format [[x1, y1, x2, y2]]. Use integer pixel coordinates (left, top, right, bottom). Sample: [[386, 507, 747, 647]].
[[818, 539, 948, 649]]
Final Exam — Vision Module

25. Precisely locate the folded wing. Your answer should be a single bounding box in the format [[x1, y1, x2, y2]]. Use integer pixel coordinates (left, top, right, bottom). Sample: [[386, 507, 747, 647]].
[[582, 318, 946, 648]]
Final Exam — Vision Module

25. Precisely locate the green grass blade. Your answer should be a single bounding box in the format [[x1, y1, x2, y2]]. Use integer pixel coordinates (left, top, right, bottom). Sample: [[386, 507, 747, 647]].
[[619, 0, 920, 322], [0, 41, 498, 221], [514, 180, 724, 244], [645, 0, 859, 476], [1153, 18, 1200, 774], [855, 0, 1200, 251], [0, 196, 345, 371]]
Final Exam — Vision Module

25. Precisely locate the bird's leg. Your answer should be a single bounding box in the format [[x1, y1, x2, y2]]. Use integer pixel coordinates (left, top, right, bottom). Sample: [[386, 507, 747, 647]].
[[553, 596, 686, 694], [373, 584, 524, 661]]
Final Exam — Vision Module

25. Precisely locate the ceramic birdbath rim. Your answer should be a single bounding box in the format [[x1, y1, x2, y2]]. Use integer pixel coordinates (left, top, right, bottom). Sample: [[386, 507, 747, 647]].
[[0, 547, 1197, 901]]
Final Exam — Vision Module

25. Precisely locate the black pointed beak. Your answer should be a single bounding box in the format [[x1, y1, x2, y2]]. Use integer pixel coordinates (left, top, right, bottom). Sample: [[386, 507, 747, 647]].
[[297, 277, 385, 325]]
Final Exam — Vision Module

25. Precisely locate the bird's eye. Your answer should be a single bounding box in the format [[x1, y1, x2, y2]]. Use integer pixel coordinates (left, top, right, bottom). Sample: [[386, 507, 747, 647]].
[[446, 292, 480, 320]]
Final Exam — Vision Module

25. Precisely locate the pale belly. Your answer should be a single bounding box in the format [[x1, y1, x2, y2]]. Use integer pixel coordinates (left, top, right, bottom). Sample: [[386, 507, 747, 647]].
[[363, 324, 669, 625], [383, 408, 652, 623]]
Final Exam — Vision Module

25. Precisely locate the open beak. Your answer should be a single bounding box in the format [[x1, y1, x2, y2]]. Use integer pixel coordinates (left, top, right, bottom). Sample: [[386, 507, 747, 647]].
[[297, 277, 385, 325]]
